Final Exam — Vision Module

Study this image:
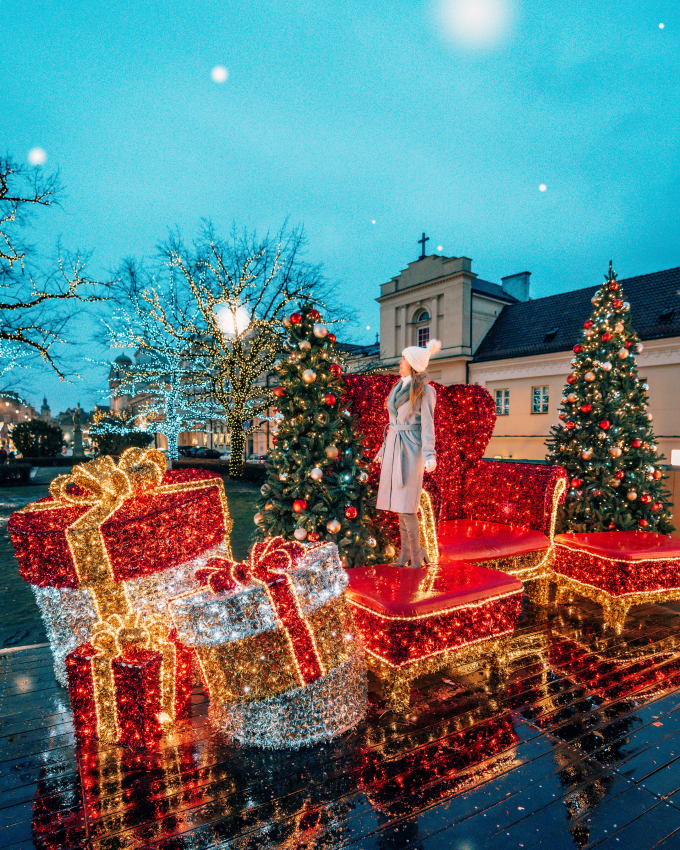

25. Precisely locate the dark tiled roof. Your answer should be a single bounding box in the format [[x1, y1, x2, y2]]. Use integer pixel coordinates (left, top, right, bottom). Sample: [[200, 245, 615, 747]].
[[337, 341, 380, 357], [472, 278, 518, 303], [473, 267, 680, 363]]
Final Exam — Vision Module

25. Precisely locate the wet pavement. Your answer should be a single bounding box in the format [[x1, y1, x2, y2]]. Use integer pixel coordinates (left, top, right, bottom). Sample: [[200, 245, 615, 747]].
[[2, 592, 680, 849]]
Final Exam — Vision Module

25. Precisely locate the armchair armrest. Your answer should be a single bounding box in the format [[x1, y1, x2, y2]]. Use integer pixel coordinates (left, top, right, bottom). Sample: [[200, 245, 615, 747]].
[[461, 461, 568, 537]]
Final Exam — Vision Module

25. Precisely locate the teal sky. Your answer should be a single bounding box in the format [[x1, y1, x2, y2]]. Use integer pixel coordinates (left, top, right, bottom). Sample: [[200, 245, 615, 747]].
[[1, 0, 678, 413]]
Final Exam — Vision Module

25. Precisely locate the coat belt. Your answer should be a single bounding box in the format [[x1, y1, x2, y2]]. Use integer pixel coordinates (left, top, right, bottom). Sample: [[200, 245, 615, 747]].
[[391, 424, 421, 432], [388, 424, 421, 493]]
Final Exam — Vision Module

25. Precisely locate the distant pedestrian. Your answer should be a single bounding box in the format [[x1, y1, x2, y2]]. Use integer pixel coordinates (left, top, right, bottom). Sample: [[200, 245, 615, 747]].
[[0, 447, 7, 465]]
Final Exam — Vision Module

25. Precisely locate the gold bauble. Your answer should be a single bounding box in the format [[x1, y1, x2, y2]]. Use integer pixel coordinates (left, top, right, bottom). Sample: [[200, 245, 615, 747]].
[[302, 369, 317, 383]]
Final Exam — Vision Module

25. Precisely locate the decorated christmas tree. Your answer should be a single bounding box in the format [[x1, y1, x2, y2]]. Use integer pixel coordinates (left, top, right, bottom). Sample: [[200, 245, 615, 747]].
[[255, 305, 388, 566], [546, 263, 674, 534]]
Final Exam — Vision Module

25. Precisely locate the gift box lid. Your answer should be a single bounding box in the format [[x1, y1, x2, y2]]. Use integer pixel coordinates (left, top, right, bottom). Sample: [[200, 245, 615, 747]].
[[169, 541, 347, 646]]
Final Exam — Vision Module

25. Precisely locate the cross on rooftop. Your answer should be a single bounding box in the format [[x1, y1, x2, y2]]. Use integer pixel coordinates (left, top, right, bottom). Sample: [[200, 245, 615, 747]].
[[418, 232, 429, 260]]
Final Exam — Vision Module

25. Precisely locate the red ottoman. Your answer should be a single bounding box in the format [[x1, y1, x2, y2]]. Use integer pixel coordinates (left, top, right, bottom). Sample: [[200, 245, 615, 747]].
[[345, 563, 523, 710], [552, 531, 680, 632]]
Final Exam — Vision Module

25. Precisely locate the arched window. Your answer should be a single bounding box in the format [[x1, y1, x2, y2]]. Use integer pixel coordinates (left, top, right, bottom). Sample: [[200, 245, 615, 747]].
[[415, 309, 430, 348]]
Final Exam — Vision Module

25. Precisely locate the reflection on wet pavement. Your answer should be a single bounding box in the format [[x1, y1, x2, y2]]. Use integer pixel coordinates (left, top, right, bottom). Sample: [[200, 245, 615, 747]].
[[3, 593, 680, 848]]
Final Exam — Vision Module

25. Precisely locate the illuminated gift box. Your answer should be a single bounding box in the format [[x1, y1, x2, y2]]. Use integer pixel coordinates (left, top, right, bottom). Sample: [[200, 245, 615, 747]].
[[169, 537, 367, 749], [66, 612, 194, 748], [345, 562, 523, 711], [8, 448, 232, 685], [552, 530, 680, 632]]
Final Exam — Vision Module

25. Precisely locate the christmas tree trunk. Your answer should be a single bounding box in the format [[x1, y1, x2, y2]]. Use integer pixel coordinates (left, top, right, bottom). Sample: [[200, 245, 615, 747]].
[[546, 263, 674, 534], [255, 306, 390, 566]]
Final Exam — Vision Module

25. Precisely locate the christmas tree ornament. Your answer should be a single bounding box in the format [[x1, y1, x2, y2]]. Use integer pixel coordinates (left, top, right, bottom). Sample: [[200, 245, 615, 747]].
[[325, 445, 339, 460], [358, 471, 369, 483], [581, 449, 593, 460], [279, 472, 288, 481], [613, 299, 623, 308], [623, 301, 631, 311], [313, 323, 328, 338], [642, 382, 650, 391], [614, 322, 624, 332], [640, 494, 652, 504], [567, 393, 577, 402], [294, 527, 308, 540], [611, 479, 620, 488], [261, 484, 271, 495], [636, 342, 644, 353], [627, 490, 638, 501], [290, 312, 302, 324], [585, 372, 596, 382], [308, 531, 320, 541], [601, 332, 611, 342], [328, 333, 336, 343], [615, 470, 625, 479], [298, 340, 311, 351], [581, 404, 592, 413], [608, 280, 619, 291], [639, 518, 649, 527], [567, 375, 577, 384], [308, 308, 320, 320], [330, 363, 342, 377], [302, 369, 317, 383], [254, 512, 264, 524], [384, 544, 396, 559], [573, 344, 583, 353], [618, 348, 629, 359], [367, 537, 377, 548], [326, 518, 341, 534], [631, 438, 642, 448], [601, 361, 612, 371], [323, 393, 337, 405], [570, 478, 582, 488], [344, 506, 358, 520], [654, 470, 663, 479], [282, 317, 292, 328], [584, 320, 594, 329], [652, 502, 663, 512], [600, 420, 611, 430], [625, 340, 633, 349], [310, 467, 323, 482], [566, 421, 576, 430], [292, 499, 308, 513]]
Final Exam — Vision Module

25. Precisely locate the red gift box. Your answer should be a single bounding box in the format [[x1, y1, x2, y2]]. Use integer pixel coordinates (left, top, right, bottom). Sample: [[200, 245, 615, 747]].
[[66, 614, 194, 748], [9, 449, 231, 588]]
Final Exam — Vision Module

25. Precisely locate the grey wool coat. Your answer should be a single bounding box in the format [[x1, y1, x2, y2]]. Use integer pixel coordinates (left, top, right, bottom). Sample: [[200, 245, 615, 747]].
[[376, 380, 437, 514]]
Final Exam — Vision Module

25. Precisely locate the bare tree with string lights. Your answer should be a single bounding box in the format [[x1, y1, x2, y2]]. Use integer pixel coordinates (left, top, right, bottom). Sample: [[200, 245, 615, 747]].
[[0, 156, 111, 378], [99, 262, 219, 459], [138, 224, 331, 477]]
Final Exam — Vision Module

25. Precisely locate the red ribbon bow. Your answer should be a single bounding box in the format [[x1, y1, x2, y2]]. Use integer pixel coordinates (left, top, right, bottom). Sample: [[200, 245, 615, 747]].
[[195, 537, 326, 687]]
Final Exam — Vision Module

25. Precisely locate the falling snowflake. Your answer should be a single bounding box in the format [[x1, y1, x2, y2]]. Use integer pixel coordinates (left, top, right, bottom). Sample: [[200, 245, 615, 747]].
[[211, 66, 229, 83], [28, 147, 47, 166]]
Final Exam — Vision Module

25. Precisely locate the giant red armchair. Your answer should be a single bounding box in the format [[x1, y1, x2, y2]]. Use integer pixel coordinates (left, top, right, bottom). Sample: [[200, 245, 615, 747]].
[[342, 375, 567, 595]]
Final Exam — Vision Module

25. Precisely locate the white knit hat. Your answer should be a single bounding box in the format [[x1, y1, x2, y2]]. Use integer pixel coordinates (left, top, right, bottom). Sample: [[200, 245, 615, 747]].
[[402, 338, 442, 373]]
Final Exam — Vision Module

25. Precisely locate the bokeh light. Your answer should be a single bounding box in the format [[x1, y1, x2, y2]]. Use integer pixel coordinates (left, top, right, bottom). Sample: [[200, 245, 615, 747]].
[[27, 147, 47, 166], [215, 304, 250, 336], [434, 0, 513, 47], [539, 183, 547, 192], [211, 66, 229, 83]]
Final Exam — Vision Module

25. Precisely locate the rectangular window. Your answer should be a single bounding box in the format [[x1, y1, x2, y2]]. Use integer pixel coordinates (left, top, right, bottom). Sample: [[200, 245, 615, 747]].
[[532, 385, 549, 414], [495, 389, 509, 416], [417, 326, 430, 348]]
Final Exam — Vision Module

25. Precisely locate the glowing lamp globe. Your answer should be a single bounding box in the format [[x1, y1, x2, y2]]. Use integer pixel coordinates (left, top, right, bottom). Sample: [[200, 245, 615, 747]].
[[215, 305, 250, 336], [292, 499, 308, 513]]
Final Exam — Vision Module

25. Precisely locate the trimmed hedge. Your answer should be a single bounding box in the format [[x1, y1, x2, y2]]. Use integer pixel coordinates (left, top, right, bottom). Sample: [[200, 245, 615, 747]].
[[171, 458, 267, 484], [0, 464, 31, 484]]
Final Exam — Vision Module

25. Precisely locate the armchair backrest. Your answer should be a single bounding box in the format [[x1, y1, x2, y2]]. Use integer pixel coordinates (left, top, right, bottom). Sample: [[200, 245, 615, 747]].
[[342, 375, 496, 521]]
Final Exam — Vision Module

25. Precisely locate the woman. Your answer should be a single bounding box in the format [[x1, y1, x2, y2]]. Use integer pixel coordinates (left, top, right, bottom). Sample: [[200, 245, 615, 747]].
[[375, 338, 440, 568]]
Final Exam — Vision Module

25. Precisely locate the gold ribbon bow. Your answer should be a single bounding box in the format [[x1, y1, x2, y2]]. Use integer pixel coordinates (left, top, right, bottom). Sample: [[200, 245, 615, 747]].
[[49, 448, 167, 616]]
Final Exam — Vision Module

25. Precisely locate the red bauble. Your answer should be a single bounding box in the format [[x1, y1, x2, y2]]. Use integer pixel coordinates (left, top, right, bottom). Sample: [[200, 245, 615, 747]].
[[573, 344, 583, 353], [290, 312, 302, 325], [323, 393, 337, 406], [613, 299, 623, 308], [639, 519, 649, 527], [566, 375, 577, 385], [608, 522, 617, 530], [328, 333, 336, 343], [344, 505, 358, 519], [308, 309, 320, 320], [652, 502, 663, 512], [608, 281, 619, 291], [615, 470, 625, 479], [599, 420, 610, 430], [330, 363, 342, 377], [292, 499, 308, 513], [631, 438, 642, 448], [640, 493, 652, 504], [307, 531, 320, 542], [625, 340, 632, 348], [570, 478, 582, 488], [602, 332, 612, 341], [581, 404, 592, 413], [272, 436, 278, 443], [565, 421, 576, 430], [272, 386, 286, 398], [653, 470, 663, 479], [584, 320, 594, 329]]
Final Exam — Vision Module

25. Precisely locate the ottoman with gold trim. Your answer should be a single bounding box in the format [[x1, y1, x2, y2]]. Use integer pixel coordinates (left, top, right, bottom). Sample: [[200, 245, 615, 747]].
[[553, 531, 680, 633], [169, 537, 366, 749], [345, 563, 523, 711]]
